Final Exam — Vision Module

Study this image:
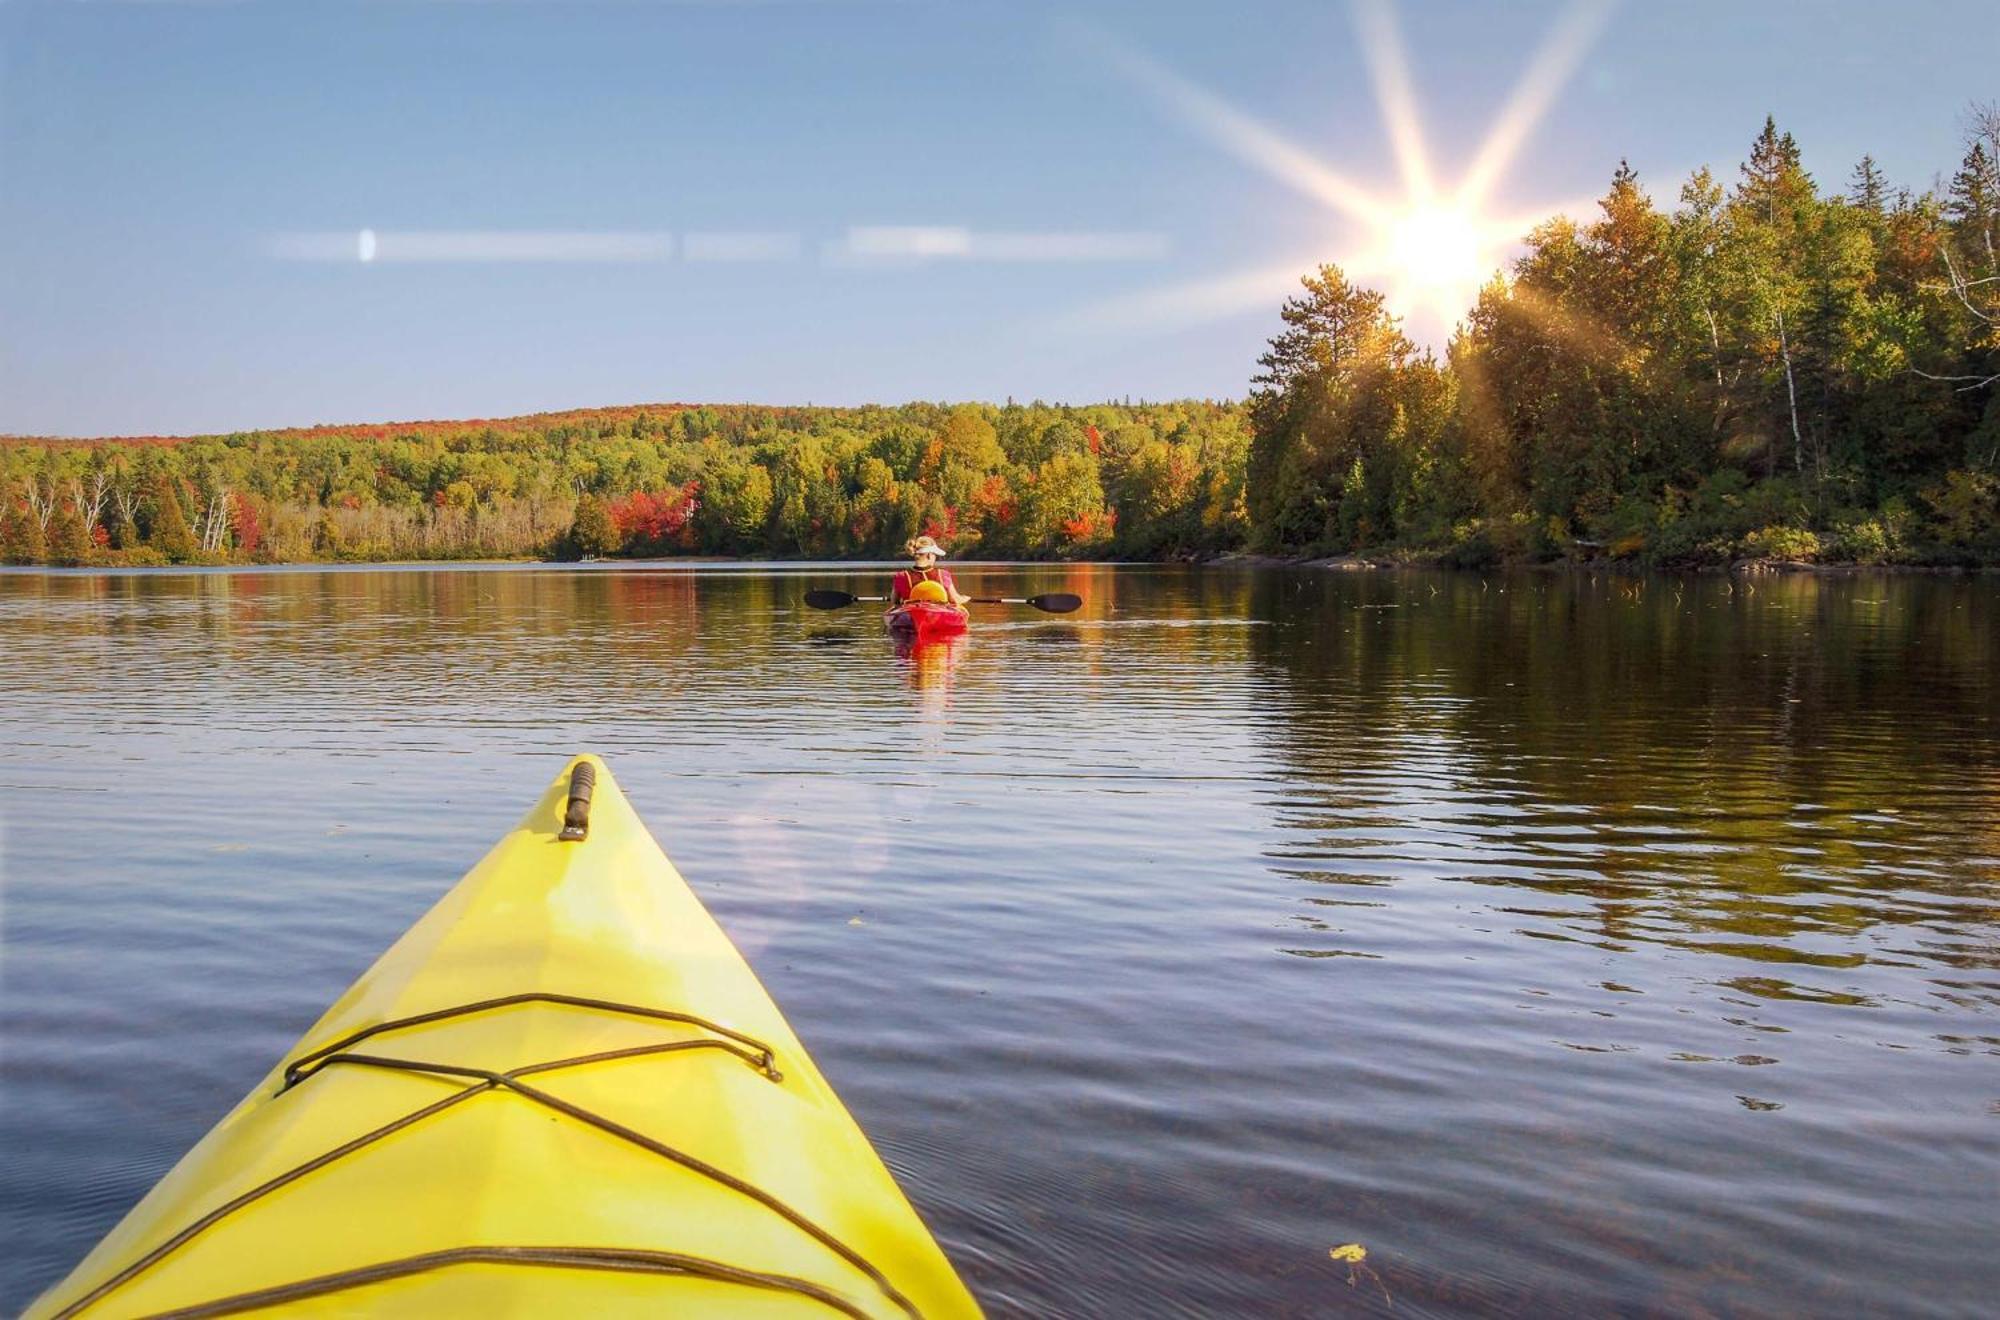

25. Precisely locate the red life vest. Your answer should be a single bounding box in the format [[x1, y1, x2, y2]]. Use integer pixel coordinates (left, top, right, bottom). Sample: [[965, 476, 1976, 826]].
[[892, 566, 956, 602]]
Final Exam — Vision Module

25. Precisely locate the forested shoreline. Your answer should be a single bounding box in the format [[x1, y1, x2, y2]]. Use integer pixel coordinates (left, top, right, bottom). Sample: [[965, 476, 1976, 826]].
[[3, 112, 1995, 570], [0, 400, 1250, 566], [1247, 112, 2000, 569]]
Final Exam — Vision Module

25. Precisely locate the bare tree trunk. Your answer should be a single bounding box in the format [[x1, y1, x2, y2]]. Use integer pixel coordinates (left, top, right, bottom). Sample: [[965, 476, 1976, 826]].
[[68, 472, 113, 537], [201, 490, 232, 553], [88, 473, 108, 534], [1776, 307, 1804, 476], [23, 478, 56, 533], [1703, 305, 1733, 439], [1914, 244, 2000, 391], [1704, 307, 1725, 388]]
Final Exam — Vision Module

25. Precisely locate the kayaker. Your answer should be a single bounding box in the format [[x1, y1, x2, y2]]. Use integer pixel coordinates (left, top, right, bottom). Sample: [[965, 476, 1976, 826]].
[[892, 535, 969, 607]]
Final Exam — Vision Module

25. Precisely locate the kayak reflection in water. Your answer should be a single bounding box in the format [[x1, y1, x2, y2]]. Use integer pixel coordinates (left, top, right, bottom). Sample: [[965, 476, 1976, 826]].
[[892, 535, 970, 607], [898, 631, 963, 727]]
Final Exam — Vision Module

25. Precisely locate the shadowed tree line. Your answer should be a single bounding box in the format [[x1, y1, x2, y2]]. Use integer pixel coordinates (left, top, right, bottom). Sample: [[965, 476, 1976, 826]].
[[1249, 110, 2000, 566], [0, 401, 1249, 566]]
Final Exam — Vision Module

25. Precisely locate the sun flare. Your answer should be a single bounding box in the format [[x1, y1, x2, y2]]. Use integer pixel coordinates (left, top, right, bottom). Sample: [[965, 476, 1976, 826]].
[[1375, 203, 1492, 324], [1078, 0, 1613, 342]]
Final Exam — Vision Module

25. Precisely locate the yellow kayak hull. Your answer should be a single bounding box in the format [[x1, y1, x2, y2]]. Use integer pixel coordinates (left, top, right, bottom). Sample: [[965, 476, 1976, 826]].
[[29, 756, 980, 1319]]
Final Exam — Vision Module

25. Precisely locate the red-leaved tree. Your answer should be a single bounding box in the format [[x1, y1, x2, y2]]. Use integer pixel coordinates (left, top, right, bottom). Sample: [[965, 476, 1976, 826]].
[[609, 481, 701, 555], [230, 493, 264, 556]]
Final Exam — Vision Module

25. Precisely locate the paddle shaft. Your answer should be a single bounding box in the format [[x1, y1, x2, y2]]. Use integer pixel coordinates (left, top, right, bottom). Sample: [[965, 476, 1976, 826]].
[[805, 588, 1081, 613]]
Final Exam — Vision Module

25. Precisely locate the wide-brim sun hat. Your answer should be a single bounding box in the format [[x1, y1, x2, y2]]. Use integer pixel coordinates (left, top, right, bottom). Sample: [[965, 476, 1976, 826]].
[[906, 536, 947, 558]]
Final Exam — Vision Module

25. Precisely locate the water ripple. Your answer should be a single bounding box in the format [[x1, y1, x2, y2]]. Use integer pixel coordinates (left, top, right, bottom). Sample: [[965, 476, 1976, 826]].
[[2, 564, 1996, 1316]]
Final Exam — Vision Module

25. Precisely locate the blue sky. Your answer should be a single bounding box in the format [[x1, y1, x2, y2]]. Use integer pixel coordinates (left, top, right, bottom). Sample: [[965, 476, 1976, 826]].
[[1, 0, 1992, 437]]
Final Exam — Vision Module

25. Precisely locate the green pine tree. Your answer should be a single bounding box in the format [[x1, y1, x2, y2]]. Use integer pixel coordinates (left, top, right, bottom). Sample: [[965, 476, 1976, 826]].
[[1738, 116, 1814, 223], [1946, 141, 1997, 233], [1248, 263, 1420, 550], [47, 502, 91, 566], [106, 499, 138, 551], [1, 489, 46, 564], [1848, 155, 1888, 214], [145, 476, 197, 561], [567, 493, 618, 558]]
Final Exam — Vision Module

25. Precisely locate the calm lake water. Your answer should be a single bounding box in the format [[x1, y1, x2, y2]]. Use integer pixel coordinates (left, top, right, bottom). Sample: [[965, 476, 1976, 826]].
[[2, 562, 1996, 1317]]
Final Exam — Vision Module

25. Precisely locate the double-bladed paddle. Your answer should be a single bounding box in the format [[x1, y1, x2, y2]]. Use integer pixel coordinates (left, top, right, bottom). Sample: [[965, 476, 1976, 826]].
[[805, 589, 1082, 614]]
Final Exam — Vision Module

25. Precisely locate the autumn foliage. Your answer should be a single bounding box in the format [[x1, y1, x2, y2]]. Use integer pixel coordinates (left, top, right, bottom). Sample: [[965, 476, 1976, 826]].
[[1, 400, 1246, 566], [608, 482, 701, 555]]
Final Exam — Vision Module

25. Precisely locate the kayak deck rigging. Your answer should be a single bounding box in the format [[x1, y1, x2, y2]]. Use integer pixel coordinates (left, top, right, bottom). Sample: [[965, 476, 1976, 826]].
[[52, 990, 915, 1320], [138, 1247, 879, 1319], [281, 991, 782, 1087]]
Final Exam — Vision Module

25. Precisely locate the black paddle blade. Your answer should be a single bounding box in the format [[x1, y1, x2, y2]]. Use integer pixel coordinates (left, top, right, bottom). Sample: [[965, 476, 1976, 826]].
[[1027, 593, 1083, 613], [804, 589, 858, 610]]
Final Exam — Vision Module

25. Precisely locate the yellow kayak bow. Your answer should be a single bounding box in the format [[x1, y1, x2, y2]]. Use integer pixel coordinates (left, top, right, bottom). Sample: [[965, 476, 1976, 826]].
[[29, 756, 980, 1319]]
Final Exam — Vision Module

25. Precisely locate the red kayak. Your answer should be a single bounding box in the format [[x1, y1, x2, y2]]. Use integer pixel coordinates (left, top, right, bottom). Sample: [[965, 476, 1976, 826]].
[[885, 601, 969, 642]]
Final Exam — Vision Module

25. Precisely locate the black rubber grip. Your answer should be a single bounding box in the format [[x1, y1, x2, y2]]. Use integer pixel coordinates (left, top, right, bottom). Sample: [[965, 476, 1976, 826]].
[[558, 762, 596, 841]]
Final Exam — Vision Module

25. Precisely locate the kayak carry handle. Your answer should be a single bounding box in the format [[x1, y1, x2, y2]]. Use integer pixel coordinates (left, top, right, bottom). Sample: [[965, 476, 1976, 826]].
[[558, 761, 596, 841]]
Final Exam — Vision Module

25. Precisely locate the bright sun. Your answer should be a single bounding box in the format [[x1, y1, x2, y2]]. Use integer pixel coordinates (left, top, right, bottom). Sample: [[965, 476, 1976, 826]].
[[1083, 0, 1613, 342], [1377, 203, 1491, 324]]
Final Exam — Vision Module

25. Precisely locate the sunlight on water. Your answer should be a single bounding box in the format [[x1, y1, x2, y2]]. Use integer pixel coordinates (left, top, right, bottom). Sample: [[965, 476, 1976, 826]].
[[1, 564, 1995, 1315]]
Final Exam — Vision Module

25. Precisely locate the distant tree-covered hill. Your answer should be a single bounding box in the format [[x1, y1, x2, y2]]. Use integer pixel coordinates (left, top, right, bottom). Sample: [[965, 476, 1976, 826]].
[[0, 401, 1251, 565]]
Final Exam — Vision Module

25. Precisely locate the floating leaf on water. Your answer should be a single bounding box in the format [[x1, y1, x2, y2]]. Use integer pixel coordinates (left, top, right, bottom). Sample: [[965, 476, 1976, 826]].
[[1329, 1241, 1392, 1306]]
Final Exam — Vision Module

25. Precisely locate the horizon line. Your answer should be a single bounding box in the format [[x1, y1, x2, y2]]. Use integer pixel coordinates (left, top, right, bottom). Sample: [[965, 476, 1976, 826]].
[[1, 392, 1253, 445]]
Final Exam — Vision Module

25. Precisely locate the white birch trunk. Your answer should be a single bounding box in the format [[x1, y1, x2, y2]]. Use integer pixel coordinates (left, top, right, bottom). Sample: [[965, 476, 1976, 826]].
[[201, 491, 232, 553], [68, 472, 113, 537], [1776, 307, 1804, 476], [24, 479, 56, 533]]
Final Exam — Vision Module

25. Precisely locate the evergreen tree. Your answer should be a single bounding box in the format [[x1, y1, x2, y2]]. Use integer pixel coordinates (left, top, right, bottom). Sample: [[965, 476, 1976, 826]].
[[1847, 156, 1886, 212], [1248, 264, 1421, 550], [106, 499, 138, 551], [144, 476, 197, 561], [1, 487, 46, 564], [1739, 116, 1812, 220], [47, 501, 91, 566], [1946, 141, 1997, 233], [1586, 161, 1674, 342], [1726, 118, 1824, 478], [567, 493, 618, 558], [1936, 108, 2000, 398]]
